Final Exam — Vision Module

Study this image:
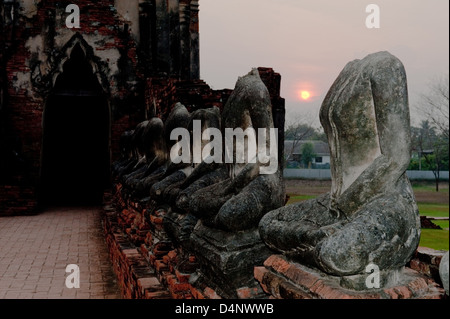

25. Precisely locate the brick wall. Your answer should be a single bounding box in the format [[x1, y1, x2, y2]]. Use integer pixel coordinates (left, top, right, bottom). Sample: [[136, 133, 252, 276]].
[[145, 77, 233, 121], [105, 186, 227, 299], [1, 1, 144, 215], [1, 1, 209, 215], [0, 185, 38, 216]]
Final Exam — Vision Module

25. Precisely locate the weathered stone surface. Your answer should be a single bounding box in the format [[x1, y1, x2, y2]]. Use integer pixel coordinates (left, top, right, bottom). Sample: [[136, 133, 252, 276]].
[[440, 251, 449, 295], [189, 223, 272, 298], [260, 52, 420, 277], [163, 209, 198, 245], [188, 69, 285, 232], [133, 103, 191, 198], [150, 106, 222, 204], [109, 66, 286, 298], [181, 69, 285, 297]]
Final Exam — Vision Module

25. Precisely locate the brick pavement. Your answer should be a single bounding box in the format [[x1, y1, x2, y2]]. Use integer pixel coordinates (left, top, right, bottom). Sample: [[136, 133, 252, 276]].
[[0, 207, 121, 299]]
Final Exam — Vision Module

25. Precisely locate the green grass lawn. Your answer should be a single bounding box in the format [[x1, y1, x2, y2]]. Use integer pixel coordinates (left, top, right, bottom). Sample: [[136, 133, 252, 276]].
[[420, 229, 449, 251], [418, 203, 449, 218], [417, 202, 449, 250], [287, 195, 317, 205], [433, 220, 449, 229]]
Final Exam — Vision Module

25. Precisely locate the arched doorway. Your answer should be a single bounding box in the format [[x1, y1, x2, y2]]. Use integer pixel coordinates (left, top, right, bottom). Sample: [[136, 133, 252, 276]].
[[41, 44, 110, 205]]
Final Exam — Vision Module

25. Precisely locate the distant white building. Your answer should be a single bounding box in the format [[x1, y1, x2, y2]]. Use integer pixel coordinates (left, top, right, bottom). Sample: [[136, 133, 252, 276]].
[[284, 140, 331, 168]]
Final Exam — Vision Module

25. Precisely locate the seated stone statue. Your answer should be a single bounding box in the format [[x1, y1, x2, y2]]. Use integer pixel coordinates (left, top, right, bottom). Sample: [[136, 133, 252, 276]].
[[259, 52, 420, 277], [112, 130, 134, 179], [184, 69, 285, 296], [133, 103, 191, 198], [123, 117, 167, 191], [157, 107, 225, 247], [116, 121, 149, 181], [150, 106, 222, 205], [187, 69, 285, 232]]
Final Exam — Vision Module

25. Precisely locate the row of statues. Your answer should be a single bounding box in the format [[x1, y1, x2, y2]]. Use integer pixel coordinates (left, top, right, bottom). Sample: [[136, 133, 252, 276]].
[[113, 68, 285, 234], [113, 52, 421, 283]]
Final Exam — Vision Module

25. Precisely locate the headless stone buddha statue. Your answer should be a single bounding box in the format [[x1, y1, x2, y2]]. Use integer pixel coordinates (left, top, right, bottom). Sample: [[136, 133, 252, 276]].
[[112, 130, 134, 179], [123, 117, 167, 192], [185, 69, 285, 297], [150, 106, 223, 205], [116, 121, 149, 181], [133, 103, 191, 199], [157, 107, 225, 248], [259, 52, 420, 277], [188, 69, 285, 232]]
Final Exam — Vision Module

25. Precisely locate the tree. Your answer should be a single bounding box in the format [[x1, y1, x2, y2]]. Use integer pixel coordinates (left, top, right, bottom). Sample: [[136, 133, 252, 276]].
[[417, 76, 449, 191], [285, 123, 316, 141], [410, 120, 436, 169], [301, 142, 316, 168], [410, 121, 442, 190], [420, 75, 449, 139], [284, 114, 317, 166]]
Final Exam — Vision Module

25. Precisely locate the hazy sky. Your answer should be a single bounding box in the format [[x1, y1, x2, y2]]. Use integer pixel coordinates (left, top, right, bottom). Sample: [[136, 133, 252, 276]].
[[199, 0, 449, 128]]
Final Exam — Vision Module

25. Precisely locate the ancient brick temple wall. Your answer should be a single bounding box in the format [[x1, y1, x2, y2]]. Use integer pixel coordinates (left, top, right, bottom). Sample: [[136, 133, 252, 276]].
[[139, 0, 200, 81], [1, 0, 41, 214], [145, 77, 232, 120], [0, 0, 145, 214], [0, 0, 207, 215]]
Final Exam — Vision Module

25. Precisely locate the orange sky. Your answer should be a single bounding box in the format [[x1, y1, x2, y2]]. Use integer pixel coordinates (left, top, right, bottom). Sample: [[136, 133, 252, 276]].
[[200, 0, 449, 128]]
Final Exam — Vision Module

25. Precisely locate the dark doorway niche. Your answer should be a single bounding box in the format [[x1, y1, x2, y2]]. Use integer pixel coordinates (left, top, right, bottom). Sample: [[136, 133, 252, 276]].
[[41, 44, 110, 206]]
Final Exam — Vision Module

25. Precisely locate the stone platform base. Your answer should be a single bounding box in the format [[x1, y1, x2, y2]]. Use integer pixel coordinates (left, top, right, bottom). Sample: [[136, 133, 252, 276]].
[[255, 255, 445, 299], [190, 223, 271, 299]]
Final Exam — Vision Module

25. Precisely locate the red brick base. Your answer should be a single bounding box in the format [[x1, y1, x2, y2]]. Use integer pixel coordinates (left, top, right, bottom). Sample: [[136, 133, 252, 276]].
[[103, 210, 171, 299], [104, 185, 229, 299], [255, 255, 445, 299]]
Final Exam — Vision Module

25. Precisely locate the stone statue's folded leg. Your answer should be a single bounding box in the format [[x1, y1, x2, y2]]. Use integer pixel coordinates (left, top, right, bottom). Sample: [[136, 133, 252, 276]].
[[188, 179, 233, 219], [176, 167, 229, 211], [314, 193, 420, 276], [150, 170, 187, 200], [161, 180, 185, 204], [213, 174, 284, 232], [259, 193, 336, 254], [133, 167, 166, 198], [124, 165, 148, 189]]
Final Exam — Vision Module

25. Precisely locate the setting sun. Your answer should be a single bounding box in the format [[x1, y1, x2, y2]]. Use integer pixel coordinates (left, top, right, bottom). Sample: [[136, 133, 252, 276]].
[[300, 91, 311, 100]]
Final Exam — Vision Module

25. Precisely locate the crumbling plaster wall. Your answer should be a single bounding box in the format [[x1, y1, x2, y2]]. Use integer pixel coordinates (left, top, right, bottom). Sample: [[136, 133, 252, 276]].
[[11, 0, 141, 106], [2, 0, 144, 205]]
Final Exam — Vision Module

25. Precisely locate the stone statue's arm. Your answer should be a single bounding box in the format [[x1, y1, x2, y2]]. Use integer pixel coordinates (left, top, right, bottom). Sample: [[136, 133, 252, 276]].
[[180, 160, 219, 188], [225, 162, 261, 194], [335, 55, 411, 218], [143, 155, 164, 175]]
